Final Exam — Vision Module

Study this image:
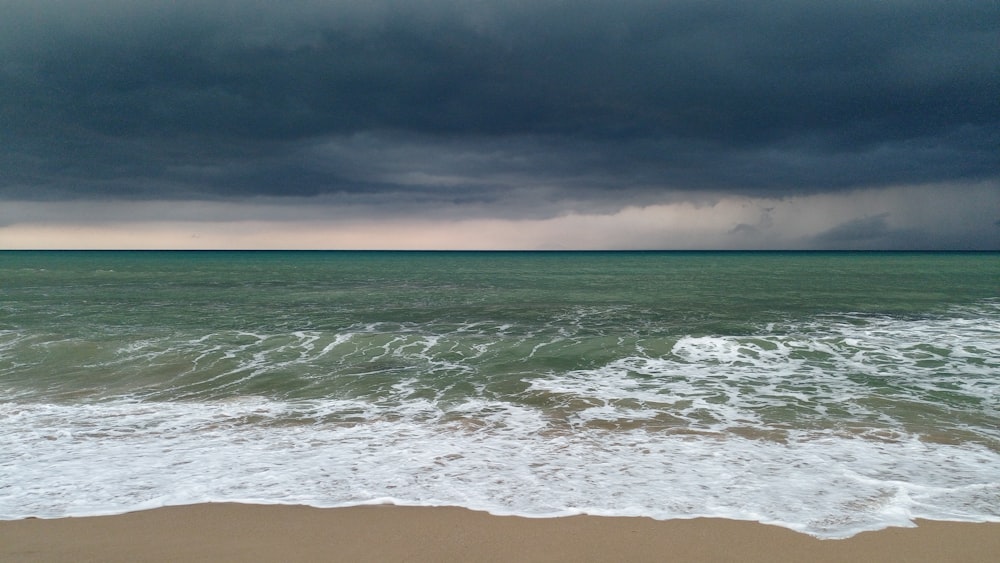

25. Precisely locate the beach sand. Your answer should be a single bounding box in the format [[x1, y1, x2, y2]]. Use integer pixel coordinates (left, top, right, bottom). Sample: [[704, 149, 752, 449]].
[[2, 504, 998, 562]]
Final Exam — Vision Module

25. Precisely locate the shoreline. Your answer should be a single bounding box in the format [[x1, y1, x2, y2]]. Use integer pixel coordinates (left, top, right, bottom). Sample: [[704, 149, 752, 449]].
[[2, 504, 999, 562]]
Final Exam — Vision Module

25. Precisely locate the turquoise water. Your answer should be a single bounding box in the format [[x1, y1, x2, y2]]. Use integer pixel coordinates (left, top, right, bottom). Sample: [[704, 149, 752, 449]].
[[1, 251, 998, 536]]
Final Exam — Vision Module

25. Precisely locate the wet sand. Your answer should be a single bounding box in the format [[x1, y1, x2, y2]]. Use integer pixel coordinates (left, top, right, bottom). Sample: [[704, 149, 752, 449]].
[[2, 504, 998, 562]]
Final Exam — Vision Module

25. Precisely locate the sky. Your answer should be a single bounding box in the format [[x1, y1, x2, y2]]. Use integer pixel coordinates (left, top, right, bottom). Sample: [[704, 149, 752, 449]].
[[1, 0, 998, 250]]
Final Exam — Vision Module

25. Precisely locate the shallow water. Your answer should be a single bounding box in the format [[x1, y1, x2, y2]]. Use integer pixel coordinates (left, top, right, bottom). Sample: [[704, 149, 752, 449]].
[[1, 251, 998, 537]]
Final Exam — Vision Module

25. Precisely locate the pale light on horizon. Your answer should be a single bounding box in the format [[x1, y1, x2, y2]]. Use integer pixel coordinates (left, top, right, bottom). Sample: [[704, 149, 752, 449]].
[[2, 184, 996, 250]]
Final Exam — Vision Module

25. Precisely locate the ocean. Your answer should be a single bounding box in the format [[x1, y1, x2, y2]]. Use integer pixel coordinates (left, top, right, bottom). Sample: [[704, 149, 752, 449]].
[[1, 250, 998, 538]]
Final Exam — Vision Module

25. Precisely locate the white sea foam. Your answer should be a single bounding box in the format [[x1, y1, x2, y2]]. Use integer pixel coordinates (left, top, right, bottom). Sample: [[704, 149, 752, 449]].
[[2, 305, 999, 537], [1, 394, 998, 537]]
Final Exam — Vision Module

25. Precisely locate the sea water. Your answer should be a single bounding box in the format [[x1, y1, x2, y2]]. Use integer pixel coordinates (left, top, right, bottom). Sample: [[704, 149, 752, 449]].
[[1, 251, 997, 538]]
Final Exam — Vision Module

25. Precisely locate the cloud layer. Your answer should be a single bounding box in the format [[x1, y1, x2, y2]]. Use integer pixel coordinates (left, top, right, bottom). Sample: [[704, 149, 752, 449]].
[[1, 1, 998, 247]]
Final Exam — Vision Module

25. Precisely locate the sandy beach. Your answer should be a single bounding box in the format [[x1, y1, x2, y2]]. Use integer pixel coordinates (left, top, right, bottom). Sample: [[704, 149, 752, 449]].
[[2, 504, 998, 562]]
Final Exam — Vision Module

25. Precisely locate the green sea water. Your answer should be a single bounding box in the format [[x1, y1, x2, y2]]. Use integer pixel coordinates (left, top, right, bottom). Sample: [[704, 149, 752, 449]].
[[1, 251, 998, 536]]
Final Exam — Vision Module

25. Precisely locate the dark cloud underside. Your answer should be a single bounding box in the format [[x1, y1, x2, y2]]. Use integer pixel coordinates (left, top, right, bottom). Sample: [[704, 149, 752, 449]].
[[1, 0, 998, 207]]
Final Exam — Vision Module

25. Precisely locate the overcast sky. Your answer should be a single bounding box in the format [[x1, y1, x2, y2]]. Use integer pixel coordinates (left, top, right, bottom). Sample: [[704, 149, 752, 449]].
[[1, 0, 998, 249]]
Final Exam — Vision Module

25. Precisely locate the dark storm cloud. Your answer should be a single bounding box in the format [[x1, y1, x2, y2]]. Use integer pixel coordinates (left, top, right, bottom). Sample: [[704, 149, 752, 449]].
[[812, 213, 895, 243], [810, 212, 974, 250], [1, 0, 998, 208]]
